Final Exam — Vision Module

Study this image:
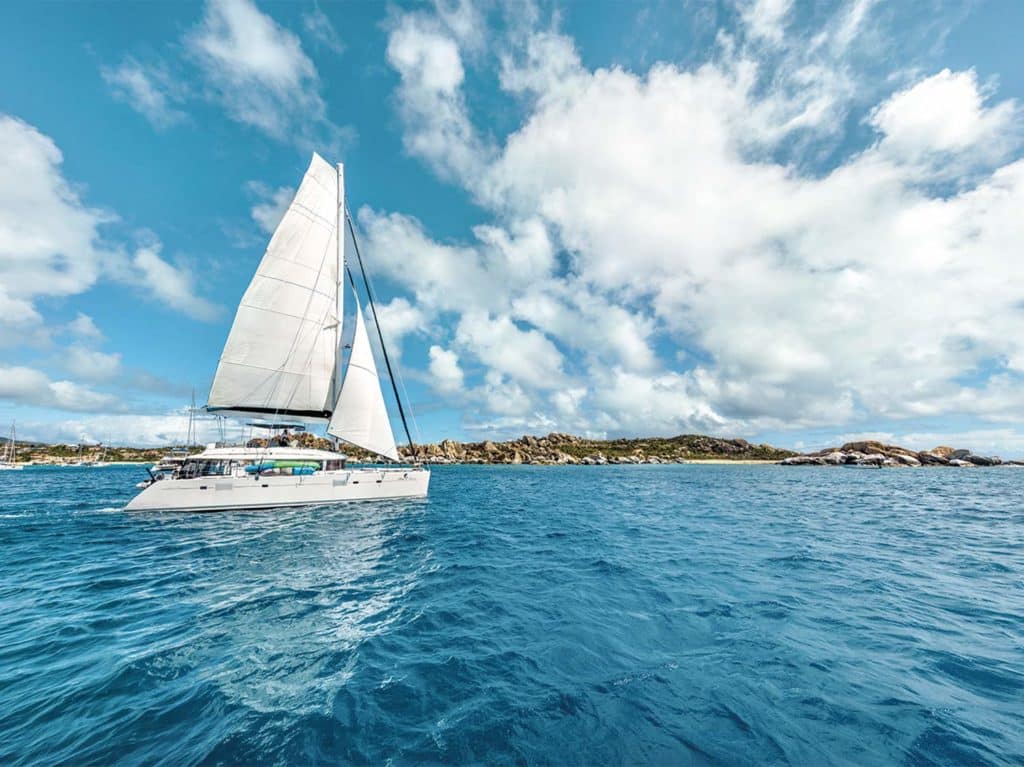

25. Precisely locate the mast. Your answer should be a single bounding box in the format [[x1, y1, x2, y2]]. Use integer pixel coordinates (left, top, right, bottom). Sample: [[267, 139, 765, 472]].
[[344, 210, 415, 456], [334, 163, 344, 407], [187, 388, 196, 447]]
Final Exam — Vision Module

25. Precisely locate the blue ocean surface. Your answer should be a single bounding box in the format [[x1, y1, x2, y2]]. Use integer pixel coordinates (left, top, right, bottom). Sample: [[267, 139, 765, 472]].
[[1, 464, 1021, 766]]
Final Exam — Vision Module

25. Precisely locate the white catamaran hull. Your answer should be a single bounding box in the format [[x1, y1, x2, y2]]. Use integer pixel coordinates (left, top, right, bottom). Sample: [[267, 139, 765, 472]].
[[125, 467, 429, 512]]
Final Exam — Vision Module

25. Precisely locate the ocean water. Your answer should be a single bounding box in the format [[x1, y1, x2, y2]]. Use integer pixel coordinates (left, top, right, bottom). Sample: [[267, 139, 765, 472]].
[[0, 465, 1021, 766]]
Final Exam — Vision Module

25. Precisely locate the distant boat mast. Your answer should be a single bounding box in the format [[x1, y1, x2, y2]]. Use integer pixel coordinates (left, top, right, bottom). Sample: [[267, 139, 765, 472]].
[[187, 388, 197, 447]]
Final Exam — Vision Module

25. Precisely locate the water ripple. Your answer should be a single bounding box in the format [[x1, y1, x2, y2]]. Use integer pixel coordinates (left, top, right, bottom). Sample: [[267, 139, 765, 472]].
[[0, 465, 1022, 765]]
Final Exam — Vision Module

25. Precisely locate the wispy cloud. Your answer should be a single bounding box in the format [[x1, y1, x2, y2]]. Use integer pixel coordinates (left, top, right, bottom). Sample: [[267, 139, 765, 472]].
[[303, 4, 344, 54], [99, 0, 353, 151], [101, 57, 188, 129]]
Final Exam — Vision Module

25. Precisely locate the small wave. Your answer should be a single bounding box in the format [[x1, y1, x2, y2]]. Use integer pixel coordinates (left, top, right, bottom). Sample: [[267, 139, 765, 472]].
[[2, 464, 1022, 765]]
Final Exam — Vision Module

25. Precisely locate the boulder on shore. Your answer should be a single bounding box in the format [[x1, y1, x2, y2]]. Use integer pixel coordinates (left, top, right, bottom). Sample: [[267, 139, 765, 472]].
[[781, 455, 826, 465]]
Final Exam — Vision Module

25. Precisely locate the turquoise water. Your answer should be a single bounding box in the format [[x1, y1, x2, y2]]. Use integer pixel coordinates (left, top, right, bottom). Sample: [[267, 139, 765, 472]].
[[1, 464, 1021, 766]]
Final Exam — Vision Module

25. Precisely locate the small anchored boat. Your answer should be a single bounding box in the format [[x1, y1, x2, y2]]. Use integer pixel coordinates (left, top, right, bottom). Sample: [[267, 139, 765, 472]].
[[126, 154, 429, 512]]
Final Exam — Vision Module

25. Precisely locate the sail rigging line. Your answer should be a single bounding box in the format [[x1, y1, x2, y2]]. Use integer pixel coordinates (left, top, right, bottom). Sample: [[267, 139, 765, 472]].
[[344, 208, 415, 457], [395, 357, 424, 448]]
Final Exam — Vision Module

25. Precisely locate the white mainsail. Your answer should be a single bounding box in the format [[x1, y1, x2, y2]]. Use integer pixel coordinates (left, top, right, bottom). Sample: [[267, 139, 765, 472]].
[[327, 295, 400, 461], [208, 154, 343, 418]]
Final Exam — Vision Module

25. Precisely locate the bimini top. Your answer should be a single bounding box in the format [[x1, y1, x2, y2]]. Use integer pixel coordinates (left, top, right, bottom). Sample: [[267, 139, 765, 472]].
[[193, 446, 348, 462], [245, 422, 308, 431]]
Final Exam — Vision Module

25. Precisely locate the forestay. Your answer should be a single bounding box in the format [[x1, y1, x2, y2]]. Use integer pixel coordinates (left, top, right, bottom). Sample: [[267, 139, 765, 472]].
[[208, 154, 343, 418], [327, 294, 400, 461]]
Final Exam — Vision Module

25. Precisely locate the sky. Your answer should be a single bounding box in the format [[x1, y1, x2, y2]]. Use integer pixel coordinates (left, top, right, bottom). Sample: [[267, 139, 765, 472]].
[[1, 0, 1023, 456]]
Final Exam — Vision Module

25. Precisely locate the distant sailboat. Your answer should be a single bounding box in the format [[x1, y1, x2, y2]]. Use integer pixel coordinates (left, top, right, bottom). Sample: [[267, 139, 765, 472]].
[[126, 154, 429, 512], [70, 436, 96, 467], [0, 422, 24, 470], [148, 389, 201, 478]]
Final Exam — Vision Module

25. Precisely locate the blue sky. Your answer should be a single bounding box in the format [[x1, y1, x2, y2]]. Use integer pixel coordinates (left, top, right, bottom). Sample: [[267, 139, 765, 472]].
[[2, 0, 1024, 456]]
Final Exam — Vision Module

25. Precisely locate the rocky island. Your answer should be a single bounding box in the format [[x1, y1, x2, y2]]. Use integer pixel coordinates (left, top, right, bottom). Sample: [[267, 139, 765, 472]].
[[394, 433, 796, 465], [780, 441, 1022, 467]]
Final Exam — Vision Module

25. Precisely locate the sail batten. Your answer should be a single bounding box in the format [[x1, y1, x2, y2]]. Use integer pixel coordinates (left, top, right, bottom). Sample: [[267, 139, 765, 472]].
[[326, 296, 400, 461], [207, 153, 343, 419]]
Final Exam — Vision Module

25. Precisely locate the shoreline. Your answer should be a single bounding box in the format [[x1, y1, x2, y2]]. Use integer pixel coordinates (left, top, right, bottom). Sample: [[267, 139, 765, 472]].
[[11, 433, 1022, 468]]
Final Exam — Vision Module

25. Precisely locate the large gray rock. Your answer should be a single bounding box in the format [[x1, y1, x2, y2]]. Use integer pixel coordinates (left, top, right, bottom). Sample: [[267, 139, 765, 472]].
[[918, 452, 949, 465], [965, 454, 1001, 466], [948, 459, 974, 467], [950, 449, 971, 460], [894, 453, 921, 466], [781, 455, 827, 465]]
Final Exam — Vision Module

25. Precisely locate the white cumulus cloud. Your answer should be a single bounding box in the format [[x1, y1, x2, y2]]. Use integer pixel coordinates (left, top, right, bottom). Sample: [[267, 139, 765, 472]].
[[870, 68, 1020, 161], [131, 242, 220, 322], [428, 345, 465, 394], [0, 366, 119, 412], [67, 313, 103, 340], [385, 11, 488, 181], [64, 347, 123, 382], [370, 2, 1024, 450]]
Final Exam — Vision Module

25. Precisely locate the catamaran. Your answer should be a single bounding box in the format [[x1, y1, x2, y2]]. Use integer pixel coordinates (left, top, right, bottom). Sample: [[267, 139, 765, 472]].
[[126, 155, 429, 512], [1, 422, 23, 471]]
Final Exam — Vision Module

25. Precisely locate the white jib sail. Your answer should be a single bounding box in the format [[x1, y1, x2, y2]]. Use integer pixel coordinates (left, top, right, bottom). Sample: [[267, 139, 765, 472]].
[[327, 297, 400, 461], [208, 154, 343, 418]]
